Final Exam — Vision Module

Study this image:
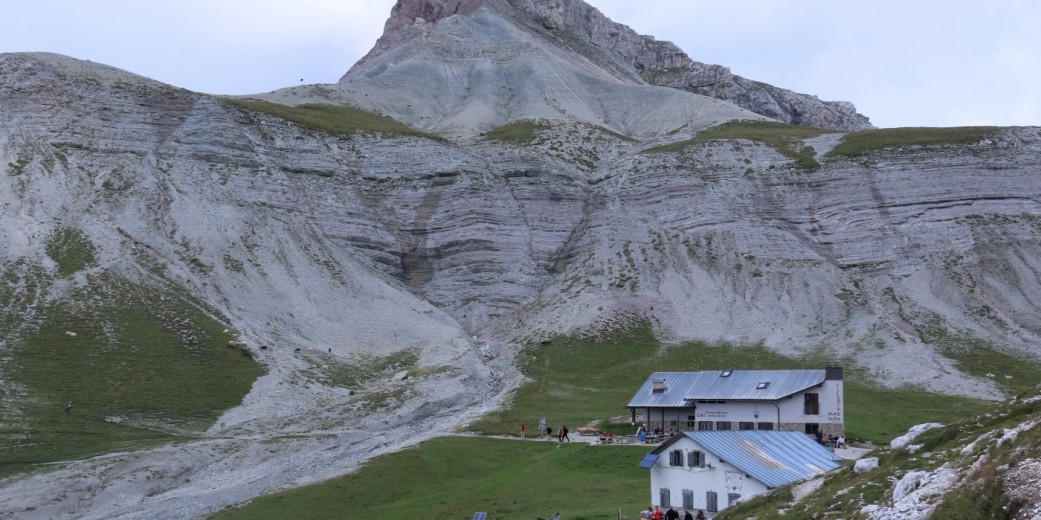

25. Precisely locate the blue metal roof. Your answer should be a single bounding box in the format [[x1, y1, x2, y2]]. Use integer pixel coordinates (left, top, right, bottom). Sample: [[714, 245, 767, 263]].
[[627, 369, 826, 408], [682, 431, 840, 488]]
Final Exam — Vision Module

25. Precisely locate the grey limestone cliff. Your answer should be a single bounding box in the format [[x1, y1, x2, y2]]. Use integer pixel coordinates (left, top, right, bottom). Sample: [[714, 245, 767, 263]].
[[0, 3, 1036, 519]]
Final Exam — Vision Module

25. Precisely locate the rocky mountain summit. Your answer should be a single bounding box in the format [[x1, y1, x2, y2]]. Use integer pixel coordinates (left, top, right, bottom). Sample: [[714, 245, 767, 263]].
[[0, 0, 1038, 518], [348, 0, 873, 132], [266, 0, 869, 137]]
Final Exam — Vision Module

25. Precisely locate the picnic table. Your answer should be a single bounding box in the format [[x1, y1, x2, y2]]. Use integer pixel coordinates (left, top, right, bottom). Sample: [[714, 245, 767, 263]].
[[640, 434, 666, 444]]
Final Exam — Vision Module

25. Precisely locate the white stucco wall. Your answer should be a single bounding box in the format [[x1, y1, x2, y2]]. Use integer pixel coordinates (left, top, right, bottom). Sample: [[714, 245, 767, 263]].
[[648, 437, 770, 513], [642, 379, 845, 433], [776, 379, 844, 430]]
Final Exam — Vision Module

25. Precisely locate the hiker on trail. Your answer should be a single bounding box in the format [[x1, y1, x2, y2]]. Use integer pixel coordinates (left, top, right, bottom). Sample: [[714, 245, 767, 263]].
[[695, 510, 706, 520], [683, 509, 694, 520], [651, 506, 663, 520], [642, 506, 654, 518], [665, 506, 679, 520], [814, 429, 823, 445], [546, 426, 552, 438], [521, 424, 526, 439], [562, 425, 570, 442], [64, 401, 72, 414]]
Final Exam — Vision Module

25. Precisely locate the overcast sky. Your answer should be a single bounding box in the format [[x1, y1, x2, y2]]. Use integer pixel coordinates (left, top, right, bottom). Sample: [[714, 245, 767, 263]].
[[2, 1, 1039, 128]]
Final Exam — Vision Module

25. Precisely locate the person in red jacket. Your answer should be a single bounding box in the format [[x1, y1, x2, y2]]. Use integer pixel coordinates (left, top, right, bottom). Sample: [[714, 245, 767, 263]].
[[652, 505, 664, 520]]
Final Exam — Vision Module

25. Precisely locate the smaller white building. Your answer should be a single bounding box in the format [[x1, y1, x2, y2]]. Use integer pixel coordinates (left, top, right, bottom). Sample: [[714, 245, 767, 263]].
[[639, 431, 840, 514]]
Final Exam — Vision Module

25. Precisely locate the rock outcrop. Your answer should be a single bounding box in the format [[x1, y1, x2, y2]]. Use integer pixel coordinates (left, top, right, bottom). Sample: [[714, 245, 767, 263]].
[[508, 0, 873, 130]]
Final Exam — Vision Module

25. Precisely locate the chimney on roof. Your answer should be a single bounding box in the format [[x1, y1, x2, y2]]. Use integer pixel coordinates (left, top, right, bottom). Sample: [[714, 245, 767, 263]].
[[826, 366, 844, 381], [652, 378, 667, 393]]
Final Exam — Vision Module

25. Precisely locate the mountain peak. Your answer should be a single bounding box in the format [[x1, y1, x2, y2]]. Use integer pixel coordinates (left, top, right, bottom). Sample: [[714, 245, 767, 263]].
[[346, 0, 872, 132]]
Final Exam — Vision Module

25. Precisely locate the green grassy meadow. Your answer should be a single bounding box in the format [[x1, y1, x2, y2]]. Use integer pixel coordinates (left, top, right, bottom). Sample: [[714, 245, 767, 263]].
[[210, 436, 649, 520], [1, 236, 265, 476], [215, 321, 1034, 519], [470, 323, 994, 444]]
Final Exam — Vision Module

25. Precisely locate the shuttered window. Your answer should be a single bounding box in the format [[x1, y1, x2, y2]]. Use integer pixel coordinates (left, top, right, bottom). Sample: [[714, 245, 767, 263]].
[[683, 489, 694, 510], [687, 450, 704, 468], [706, 491, 718, 512], [669, 450, 683, 466], [660, 488, 671, 508]]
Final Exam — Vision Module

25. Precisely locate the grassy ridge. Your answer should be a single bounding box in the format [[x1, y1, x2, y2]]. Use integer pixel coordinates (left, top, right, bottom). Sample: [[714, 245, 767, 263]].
[[222, 99, 442, 140], [643, 121, 837, 168], [827, 126, 1000, 157], [0, 270, 264, 476], [470, 323, 990, 443], [718, 388, 1041, 519], [481, 119, 633, 145], [210, 437, 649, 520], [481, 119, 554, 143]]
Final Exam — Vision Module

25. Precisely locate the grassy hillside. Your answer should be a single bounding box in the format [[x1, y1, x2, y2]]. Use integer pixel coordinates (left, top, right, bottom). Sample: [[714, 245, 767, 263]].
[[470, 323, 994, 443], [827, 126, 1001, 157], [481, 119, 555, 143], [643, 121, 838, 169], [210, 437, 649, 520], [215, 322, 1034, 519], [717, 387, 1041, 519], [222, 99, 442, 140], [0, 239, 264, 476]]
